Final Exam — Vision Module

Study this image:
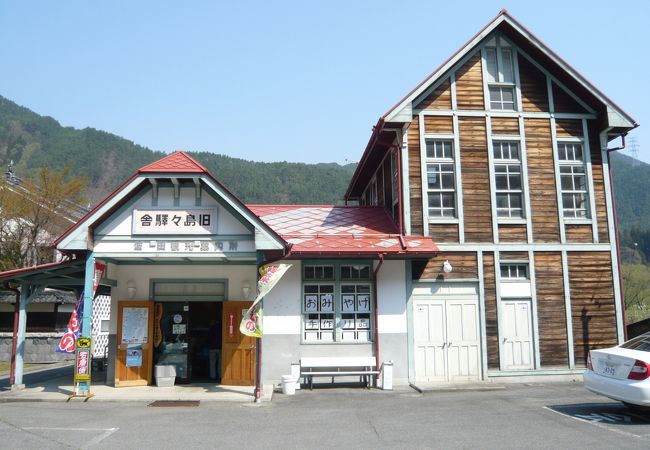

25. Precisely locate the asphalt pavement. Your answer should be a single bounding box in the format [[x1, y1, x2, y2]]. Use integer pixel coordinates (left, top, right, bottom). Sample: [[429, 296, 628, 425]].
[[1, 382, 649, 449]]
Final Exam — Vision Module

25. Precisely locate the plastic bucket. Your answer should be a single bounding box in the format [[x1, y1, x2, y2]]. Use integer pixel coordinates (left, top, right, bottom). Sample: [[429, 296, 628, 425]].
[[281, 375, 297, 395]]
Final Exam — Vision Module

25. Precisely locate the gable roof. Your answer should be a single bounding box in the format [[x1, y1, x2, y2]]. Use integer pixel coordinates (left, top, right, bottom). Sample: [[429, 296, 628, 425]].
[[384, 9, 638, 128], [139, 151, 209, 173], [248, 205, 438, 258], [346, 9, 638, 201], [53, 152, 287, 252]]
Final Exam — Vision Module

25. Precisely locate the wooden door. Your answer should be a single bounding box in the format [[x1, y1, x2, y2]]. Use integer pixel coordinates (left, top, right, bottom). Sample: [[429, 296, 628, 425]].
[[115, 300, 154, 387], [221, 301, 255, 386], [413, 299, 447, 382], [501, 300, 534, 371], [445, 299, 480, 381]]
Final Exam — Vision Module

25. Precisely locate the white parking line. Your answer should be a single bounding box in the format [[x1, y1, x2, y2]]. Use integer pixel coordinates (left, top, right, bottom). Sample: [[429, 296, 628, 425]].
[[543, 407, 649, 441], [22, 427, 119, 448]]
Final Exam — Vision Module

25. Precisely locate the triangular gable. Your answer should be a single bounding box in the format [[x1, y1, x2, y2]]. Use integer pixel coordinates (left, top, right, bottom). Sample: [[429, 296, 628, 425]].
[[55, 152, 286, 253], [384, 10, 637, 129], [139, 151, 209, 173]]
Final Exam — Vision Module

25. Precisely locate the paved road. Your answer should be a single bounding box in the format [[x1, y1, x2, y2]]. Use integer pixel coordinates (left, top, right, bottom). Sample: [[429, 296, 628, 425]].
[[0, 382, 649, 449]]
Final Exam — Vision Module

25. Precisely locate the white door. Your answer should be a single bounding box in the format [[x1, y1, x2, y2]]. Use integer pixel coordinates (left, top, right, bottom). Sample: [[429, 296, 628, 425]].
[[501, 300, 534, 370], [446, 300, 480, 381], [413, 297, 480, 382], [413, 300, 447, 382]]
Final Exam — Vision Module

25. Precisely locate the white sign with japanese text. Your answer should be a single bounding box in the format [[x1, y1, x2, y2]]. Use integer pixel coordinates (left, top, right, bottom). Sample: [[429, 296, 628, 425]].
[[132, 209, 217, 235]]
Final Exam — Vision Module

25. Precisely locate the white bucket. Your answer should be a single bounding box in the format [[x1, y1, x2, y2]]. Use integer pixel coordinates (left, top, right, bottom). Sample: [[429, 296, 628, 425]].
[[281, 375, 297, 395]]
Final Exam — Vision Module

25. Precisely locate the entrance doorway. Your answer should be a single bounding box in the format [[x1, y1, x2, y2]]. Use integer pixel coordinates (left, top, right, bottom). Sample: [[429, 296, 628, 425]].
[[153, 301, 222, 383], [411, 283, 481, 383]]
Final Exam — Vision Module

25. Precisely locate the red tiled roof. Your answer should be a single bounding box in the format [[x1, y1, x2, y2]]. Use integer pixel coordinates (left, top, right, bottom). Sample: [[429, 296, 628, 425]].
[[139, 151, 209, 174], [248, 205, 438, 257]]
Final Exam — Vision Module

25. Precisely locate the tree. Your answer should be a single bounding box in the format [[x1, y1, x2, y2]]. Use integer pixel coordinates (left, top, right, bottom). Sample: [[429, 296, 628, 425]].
[[622, 264, 650, 324], [0, 167, 86, 271]]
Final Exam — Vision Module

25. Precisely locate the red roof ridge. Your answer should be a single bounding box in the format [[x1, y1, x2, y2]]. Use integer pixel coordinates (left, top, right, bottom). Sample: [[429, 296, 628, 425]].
[[138, 151, 209, 174]]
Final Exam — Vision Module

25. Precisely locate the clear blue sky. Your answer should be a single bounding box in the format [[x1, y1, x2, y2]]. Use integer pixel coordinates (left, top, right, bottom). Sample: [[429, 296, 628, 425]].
[[0, 0, 647, 164]]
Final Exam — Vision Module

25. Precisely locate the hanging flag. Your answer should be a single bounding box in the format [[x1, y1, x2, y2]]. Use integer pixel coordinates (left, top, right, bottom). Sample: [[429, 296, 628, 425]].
[[56, 262, 106, 354], [56, 292, 84, 353], [240, 263, 292, 338]]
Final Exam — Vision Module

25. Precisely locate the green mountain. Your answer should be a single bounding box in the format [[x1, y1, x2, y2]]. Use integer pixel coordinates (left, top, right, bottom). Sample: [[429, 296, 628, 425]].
[[0, 95, 356, 205], [0, 95, 648, 262]]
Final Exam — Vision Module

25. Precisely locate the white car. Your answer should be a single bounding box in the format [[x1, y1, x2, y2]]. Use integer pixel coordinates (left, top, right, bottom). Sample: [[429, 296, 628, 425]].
[[583, 331, 650, 410]]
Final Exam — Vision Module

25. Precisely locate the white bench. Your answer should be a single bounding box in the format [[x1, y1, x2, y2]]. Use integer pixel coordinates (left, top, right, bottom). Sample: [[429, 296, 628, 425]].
[[300, 356, 379, 390]]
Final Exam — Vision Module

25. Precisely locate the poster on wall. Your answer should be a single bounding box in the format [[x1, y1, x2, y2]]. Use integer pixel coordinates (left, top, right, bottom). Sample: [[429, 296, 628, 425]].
[[121, 307, 149, 344], [125, 345, 143, 367]]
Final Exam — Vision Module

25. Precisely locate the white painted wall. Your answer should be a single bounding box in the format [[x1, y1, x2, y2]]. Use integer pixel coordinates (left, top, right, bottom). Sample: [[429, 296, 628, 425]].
[[377, 260, 407, 333], [95, 184, 250, 238], [263, 260, 301, 335], [500, 282, 532, 298], [108, 264, 257, 334]]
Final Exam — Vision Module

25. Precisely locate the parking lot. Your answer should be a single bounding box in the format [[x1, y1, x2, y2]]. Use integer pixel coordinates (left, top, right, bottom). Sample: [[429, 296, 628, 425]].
[[1, 382, 649, 449]]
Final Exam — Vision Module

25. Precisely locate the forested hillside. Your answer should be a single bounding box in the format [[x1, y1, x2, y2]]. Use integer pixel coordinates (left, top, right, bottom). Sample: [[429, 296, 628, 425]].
[[0, 94, 647, 251], [0, 96, 356, 205]]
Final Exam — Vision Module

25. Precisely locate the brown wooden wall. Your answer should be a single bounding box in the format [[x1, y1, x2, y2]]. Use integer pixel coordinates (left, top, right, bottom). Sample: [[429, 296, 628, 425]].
[[498, 224, 527, 243], [423, 116, 453, 134], [459, 117, 493, 242], [407, 118, 423, 234], [429, 223, 459, 243], [491, 117, 519, 135], [565, 224, 592, 243], [568, 252, 618, 366], [535, 252, 569, 368], [418, 78, 452, 110], [412, 252, 478, 280], [518, 54, 548, 112], [552, 82, 587, 113], [483, 252, 499, 370], [525, 118, 561, 242], [500, 251, 528, 261], [455, 52, 484, 110]]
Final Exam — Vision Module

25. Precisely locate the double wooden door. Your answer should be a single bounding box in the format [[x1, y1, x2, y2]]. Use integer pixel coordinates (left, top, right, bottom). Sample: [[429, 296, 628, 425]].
[[413, 298, 480, 382]]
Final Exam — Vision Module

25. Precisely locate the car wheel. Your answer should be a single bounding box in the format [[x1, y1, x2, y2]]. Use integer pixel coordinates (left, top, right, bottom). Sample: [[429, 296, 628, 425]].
[[622, 402, 650, 413]]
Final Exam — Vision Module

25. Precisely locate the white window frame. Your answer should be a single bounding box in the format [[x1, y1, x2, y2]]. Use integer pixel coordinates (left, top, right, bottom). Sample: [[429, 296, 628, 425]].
[[500, 263, 529, 281], [493, 141, 524, 219], [425, 139, 457, 219], [557, 141, 590, 219], [485, 37, 517, 111]]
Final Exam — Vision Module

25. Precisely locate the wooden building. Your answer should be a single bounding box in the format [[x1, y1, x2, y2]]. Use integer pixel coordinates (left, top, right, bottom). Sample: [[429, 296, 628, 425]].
[[343, 10, 637, 381], [0, 11, 638, 392]]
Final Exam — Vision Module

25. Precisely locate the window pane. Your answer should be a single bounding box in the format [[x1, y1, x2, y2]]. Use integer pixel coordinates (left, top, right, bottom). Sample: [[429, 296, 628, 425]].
[[496, 193, 509, 208], [495, 174, 509, 190], [441, 193, 455, 208], [443, 141, 453, 158], [502, 88, 514, 102], [486, 47, 498, 82], [501, 48, 514, 83], [509, 173, 521, 189], [510, 194, 522, 209], [441, 173, 454, 188]]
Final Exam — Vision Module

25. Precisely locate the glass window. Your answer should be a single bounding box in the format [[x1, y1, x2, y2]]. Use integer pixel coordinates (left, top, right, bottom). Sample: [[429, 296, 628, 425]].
[[425, 139, 457, 218], [500, 264, 528, 280], [493, 141, 524, 218], [302, 264, 373, 343], [489, 86, 516, 111], [557, 142, 590, 219], [485, 39, 517, 111]]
